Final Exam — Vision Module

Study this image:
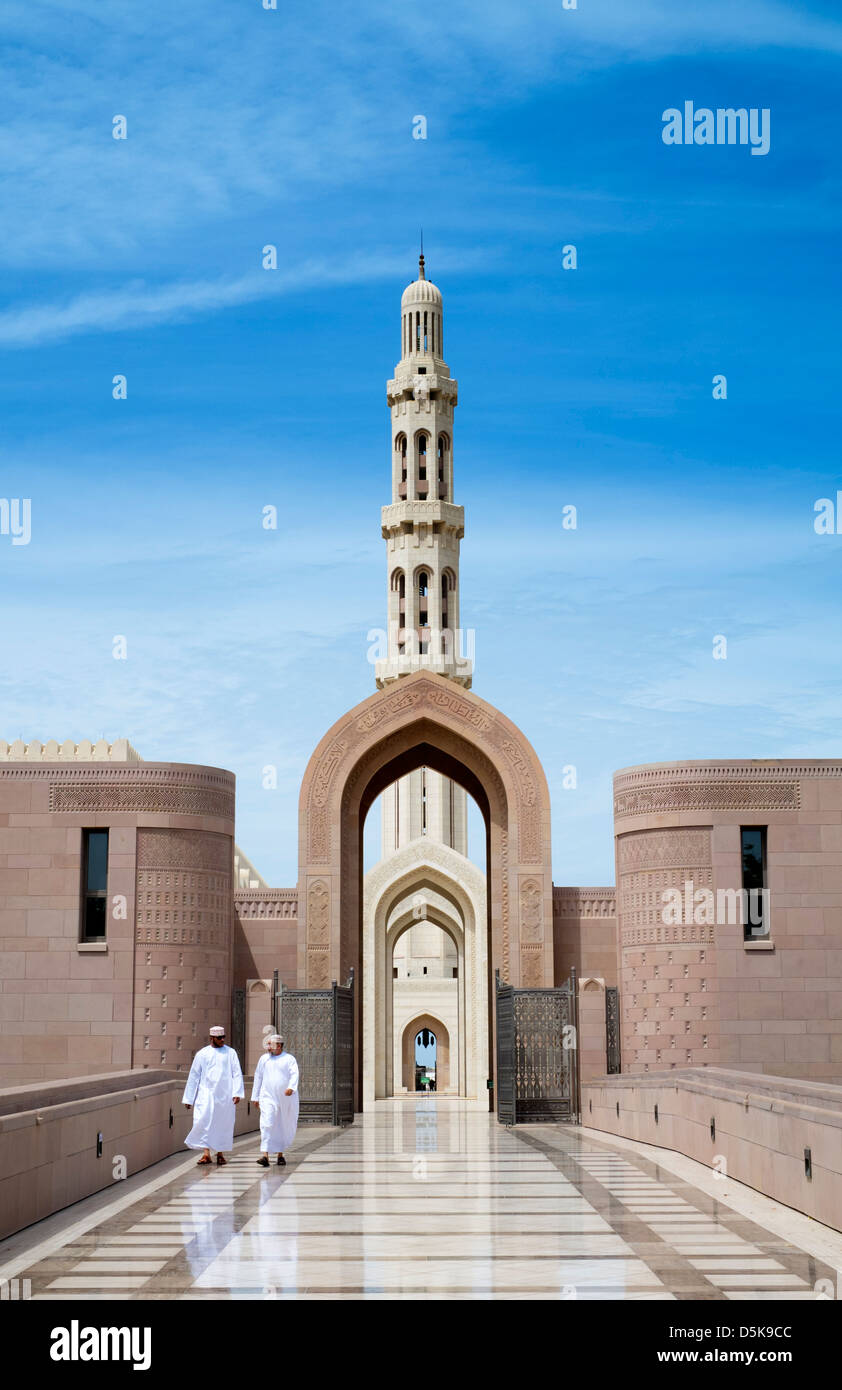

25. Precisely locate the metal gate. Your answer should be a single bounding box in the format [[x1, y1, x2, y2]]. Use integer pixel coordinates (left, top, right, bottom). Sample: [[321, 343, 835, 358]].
[[605, 985, 621, 1074], [230, 987, 245, 1064], [495, 969, 579, 1124], [273, 970, 355, 1126]]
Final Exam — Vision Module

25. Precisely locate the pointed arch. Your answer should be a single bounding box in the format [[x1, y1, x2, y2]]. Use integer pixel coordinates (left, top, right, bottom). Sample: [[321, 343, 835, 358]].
[[298, 672, 554, 1109]]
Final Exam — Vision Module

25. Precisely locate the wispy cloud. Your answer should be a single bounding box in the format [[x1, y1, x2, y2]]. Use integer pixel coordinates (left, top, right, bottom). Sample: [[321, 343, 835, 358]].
[[0, 250, 486, 346]]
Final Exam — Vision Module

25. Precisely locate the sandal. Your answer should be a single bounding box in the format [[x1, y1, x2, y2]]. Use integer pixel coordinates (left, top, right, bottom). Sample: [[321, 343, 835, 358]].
[[197, 1155, 213, 1165], [216, 1154, 227, 1166]]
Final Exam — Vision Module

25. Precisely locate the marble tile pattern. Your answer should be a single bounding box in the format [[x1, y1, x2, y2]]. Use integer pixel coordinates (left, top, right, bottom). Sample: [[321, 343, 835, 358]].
[[3, 1102, 838, 1301]]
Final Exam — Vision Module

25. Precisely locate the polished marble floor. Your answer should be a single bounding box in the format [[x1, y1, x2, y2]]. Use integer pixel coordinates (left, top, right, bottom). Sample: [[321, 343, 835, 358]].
[[3, 1101, 839, 1300]]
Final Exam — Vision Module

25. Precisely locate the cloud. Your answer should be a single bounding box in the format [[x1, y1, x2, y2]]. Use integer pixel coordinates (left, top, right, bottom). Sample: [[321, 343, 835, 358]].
[[0, 250, 473, 346], [0, 0, 838, 274]]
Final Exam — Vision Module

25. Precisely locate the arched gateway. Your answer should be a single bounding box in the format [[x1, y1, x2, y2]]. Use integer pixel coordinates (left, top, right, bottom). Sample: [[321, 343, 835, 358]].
[[298, 671, 554, 1108]]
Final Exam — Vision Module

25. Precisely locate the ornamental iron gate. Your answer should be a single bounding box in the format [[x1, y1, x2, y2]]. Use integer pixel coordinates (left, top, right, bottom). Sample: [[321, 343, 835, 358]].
[[272, 970, 355, 1126], [230, 987, 245, 1065], [495, 969, 579, 1125], [605, 985, 621, 1074]]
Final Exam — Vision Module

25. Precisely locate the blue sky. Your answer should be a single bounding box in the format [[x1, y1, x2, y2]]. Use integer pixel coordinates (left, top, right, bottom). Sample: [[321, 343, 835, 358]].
[[0, 0, 840, 885]]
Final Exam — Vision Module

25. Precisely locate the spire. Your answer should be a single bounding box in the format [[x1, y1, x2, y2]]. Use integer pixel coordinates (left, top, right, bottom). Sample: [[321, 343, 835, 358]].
[[419, 229, 425, 279]]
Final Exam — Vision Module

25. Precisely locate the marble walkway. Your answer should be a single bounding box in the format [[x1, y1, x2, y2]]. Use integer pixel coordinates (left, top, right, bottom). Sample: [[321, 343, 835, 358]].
[[3, 1100, 840, 1300]]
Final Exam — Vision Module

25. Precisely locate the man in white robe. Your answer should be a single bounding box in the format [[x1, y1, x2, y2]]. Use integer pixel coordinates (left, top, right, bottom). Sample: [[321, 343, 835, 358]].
[[252, 1034, 300, 1167], [183, 1025, 244, 1166]]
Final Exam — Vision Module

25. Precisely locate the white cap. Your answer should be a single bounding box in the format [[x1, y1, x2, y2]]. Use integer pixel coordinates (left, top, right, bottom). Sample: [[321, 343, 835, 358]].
[[267, 1034, 283, 1045], [209, 1026, 225, 1037]]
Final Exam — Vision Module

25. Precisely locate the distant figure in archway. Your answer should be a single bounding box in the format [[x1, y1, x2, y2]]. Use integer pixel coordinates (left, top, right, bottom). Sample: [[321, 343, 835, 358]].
[[252, 1034, 300, 1168]]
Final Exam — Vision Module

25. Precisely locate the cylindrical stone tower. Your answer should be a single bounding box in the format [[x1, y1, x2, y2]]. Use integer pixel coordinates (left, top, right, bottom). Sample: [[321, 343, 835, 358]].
[[376, 254, 472, 857]]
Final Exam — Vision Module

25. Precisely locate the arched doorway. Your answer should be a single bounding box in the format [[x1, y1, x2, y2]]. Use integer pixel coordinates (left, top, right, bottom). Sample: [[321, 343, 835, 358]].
[[401, 1013, 450, 1092], [298, 671, 554, 1109], [363, 837, 488, 1104]]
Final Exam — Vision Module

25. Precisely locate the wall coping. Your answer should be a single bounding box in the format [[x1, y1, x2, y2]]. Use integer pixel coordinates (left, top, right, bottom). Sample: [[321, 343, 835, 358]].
[[0, 1069, 178, 1116], [0, 1069, 255, 1133], [614, 759, 842, 784], [584, 1067, 842, 1130]]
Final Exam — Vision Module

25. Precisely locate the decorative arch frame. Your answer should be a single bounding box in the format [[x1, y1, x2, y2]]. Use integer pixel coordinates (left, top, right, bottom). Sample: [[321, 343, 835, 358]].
[[363, 837, 487, 1103], [298, 670, 554, 1108], [401, 1011, 451, 1093]]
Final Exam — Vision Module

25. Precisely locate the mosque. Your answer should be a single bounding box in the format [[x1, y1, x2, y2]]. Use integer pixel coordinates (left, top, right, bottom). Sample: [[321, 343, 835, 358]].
[[2, 256, 841, 1119]]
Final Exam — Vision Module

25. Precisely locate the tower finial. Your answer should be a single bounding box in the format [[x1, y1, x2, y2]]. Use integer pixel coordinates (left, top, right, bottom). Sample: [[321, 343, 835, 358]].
[[419, 229, 425, 280]]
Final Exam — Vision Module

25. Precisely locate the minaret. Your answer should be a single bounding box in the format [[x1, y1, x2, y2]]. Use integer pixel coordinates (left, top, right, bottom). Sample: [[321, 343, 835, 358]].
[[375, 253, 472, 690], [377, 255, 470, 857]]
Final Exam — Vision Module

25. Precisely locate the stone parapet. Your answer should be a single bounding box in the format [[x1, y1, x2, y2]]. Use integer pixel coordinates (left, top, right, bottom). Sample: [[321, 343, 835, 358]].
[[582, 1067, 842, 1232], [0, 738, 143, 762], [0, 1068, 259, 1241]]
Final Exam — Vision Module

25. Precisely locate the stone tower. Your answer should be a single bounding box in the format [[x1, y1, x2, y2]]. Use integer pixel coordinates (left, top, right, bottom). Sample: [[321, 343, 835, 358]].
[[377, 255, 471, 858]]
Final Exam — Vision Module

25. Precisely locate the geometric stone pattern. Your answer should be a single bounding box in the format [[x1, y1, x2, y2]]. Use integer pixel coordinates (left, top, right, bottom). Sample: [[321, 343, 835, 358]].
[[618, 828, 714, 947], [618, 829, 716, 1073], [553, 888, 616, 918], [615, 780, 800, 819], [51, 781, 234, 818], [133, 830, 233, 1073], [234, 892, 298, 919]]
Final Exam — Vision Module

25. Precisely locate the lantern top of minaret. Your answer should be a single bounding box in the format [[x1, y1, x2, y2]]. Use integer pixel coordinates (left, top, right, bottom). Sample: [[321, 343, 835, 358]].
[[401, 254, 442, 309]]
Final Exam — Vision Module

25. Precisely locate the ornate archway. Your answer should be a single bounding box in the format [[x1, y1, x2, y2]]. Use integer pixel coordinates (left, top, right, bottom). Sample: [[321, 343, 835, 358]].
[[401, 1013, 451, 1093], [363, 838, 488, 1104], [298, 671, 554, 1107]]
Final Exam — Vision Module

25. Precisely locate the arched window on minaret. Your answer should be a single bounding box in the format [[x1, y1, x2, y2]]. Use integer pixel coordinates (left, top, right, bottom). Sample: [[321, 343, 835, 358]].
[[437, 434, 449, 500], [391, 569, 406, 654], [416, 433, 429, 497], [418, 570, 429, 654], [395, 434, 407, 500], [442, 566, 457, 645]]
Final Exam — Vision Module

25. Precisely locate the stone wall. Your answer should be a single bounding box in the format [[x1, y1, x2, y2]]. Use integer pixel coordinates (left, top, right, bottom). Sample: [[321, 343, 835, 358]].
[[582, 1067, 842, 1233], [552, 887, 617, 986], [233, 890, 298, 992], [0, 762, 235, 1084], [614, 761, 842, 1083], [0, 1068, 259, 1241]]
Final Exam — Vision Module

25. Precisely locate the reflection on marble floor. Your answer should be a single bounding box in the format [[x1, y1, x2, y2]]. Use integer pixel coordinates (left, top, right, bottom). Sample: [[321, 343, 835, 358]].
[[3, 1101, 839, 1300]]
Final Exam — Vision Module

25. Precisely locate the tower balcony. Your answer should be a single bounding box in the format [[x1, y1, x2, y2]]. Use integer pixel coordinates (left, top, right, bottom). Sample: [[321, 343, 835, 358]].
[[382, 499, 464, 538]]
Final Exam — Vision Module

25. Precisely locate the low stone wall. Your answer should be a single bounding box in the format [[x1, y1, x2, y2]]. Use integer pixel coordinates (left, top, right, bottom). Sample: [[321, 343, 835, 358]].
[[582, 1067, 842, 1232], [0, 1069, 259, 1241]]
